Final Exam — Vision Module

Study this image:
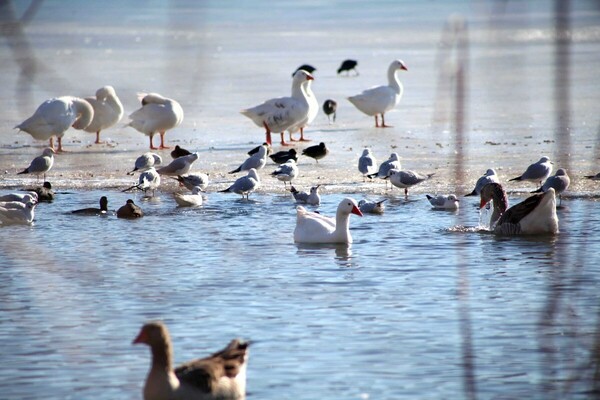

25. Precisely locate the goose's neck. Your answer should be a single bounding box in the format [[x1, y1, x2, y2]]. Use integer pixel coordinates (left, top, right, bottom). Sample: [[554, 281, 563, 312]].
[[335, 210, 351, 241], [150, 338, 173, 372], [490, 190, 508, 227], [292, 81, 309, 104], [387, 67, 403, 95], [107, 95, 124, 113], [71, 99, 94, 129]]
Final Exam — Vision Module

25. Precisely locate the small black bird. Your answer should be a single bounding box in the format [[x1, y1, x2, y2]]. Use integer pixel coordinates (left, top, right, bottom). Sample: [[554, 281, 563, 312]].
[[248, 142, 272, 156], [292, 64, 316, 77], [116, 199, 144, 219], [337, 59, 359, 76], [269, 148, 298, 165], [170, 145, 192, 159], [72, 196, 109, 215], [25, 181, 55, 202], [302, 142, 329, 164], [322, 99, 337, 123]]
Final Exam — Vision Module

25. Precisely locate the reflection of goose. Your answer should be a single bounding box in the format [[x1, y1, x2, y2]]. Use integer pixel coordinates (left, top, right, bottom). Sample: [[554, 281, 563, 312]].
[[133, 321, 249, 400], [480, 183, 559, 235], [294, 198, 362, 244], [348, 59, 407, 127], [84, 86, 124, 144]]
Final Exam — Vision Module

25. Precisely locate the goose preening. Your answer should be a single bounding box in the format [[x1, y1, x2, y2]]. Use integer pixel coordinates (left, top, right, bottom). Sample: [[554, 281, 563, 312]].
[[83, 85, 124, 144], [358, 199, 387, 214], [127, 93, 184, 150], [322, 99, 337, 123], [269, 148, 297, 165], [15, 96, 94, 152], [347, 59, 407, 127], [17, 147, 55, 182], [531, 168, 570, 206], [358, 148, 377, 181], [173, 187, 203, 207], [241, 70, 313, 146], [302, 142, 328, 163], [271, 159, 298, 188], [480, 183, 559, 235], [71, 196, 109, 215], [509, 156, 553, 186], [0, 201, 36, 225], [465, 168, 499, 197], [389, 169, 434, 196], [157, 153, 199, 176], [128, 152, 163, 175], [294, 197, 362, 244], [290, 185, 321, 206], [220, 168, 260, 200], [229, 144, 267, 174], [133, 321, 249, 400], [172, 173, 209, 192], [426, 194, 459, 210], [117, 199, 144, 219], [337, 59, 358, 76]]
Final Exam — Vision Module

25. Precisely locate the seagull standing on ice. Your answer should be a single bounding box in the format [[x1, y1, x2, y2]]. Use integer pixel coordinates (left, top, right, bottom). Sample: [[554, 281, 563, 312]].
[[358, 148, 377, 181], [17, 147, 55, 182], [220, 168, 261, 199], [465, 168, 499, 197], [229, 144, 268, 174], [271, 159, 298, 188], [509, 156, 553, 186], [156, 153, 199, 176]]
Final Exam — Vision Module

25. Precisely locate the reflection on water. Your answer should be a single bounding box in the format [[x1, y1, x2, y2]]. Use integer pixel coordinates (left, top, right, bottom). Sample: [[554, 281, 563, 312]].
[[1, 190, 599, 399]]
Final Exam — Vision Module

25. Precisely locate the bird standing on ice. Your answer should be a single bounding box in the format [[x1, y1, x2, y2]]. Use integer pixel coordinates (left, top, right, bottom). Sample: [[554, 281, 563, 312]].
[[509, 156, 553, 187], [17, 147, 55, 182], [83, 85, 124, 144], [127, 93, 184, 150], [347, 59, 408, 127], [241, 70, 313, 146], [15, 96, 94, 152]]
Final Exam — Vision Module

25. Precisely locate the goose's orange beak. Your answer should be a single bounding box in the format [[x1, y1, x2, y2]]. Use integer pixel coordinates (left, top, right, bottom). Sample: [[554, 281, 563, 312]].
[[352, 205, 363, 217]]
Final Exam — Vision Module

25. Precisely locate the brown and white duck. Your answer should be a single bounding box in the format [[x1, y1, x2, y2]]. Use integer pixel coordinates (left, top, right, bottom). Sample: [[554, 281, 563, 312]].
[[480, 183, 558, 235], [133, 321, 249, 400]]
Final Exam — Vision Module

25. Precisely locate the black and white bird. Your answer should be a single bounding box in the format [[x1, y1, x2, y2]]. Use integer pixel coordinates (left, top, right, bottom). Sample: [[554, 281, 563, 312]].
[[322, 99, 337, 123], [290, 185, 321, 206], [269, 148, 298, 165]]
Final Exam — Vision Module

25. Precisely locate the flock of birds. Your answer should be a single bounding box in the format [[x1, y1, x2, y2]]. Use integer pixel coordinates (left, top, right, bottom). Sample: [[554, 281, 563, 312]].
[[0, 58, 596, 400]]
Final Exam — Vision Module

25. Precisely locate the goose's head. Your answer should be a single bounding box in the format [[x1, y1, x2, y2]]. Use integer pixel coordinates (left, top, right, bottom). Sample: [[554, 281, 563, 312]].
[[71, 98, 94, 130], [338, 198, 363, 217], [479, 183, 508, 213], [292, 69, 314, 83], [391, 59, 408, 71]]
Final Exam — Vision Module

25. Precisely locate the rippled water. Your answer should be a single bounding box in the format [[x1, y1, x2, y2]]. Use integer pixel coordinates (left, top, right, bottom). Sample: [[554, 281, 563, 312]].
[[1, 189, 600, 399]]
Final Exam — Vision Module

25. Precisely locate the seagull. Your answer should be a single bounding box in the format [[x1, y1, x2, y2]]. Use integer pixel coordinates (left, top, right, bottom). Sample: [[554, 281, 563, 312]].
[[116, 199, 143, 219], [389, 169, 434, 196], [292, 64, 316, 76], [337, 59, 359, 76], [71, 196, 109, 215], [426, 194, 459, 210], [156, 153, 199, 176], [358, 199, 387, 214], [219, 168, 261, 199], [247, 142, 272, 156], [322, 99, 337, 123], [358, 148, 377, 181], [241, 70, 313, 146], [290, 185, 321, 206], [128, 152, 162, 175], [171, 173, 209, 192], [133, 321, 249, 400], [465, 168, 499, 196], [229, 144, 267, 174], [531, 168, 570, 206], [17, 147, 55, 182], [368, 152, 401, 188], [15, 96, 94, 152], [170, 145, 192, 159], [136, 168, 161, 197], [269, 148, 298, 165], [173, 186, 203, 207], [480, 183, 558, 235], [127, 92, 184, 150], [83, 86, 124, 144], [348, 59, 408, 127], [509, 156, 553, 186], [302, 142, 328, 163], [0, 201, 36, 225], [271, 159, 298, 188]]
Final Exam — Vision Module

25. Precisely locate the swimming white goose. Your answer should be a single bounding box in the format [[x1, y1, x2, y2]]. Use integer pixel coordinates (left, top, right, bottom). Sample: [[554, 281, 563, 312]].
[[241, 70, 313, 146], [465, 168, 499, 197], [17, 147, 55, 182], [288, 76, 318, 142], [294, 197, 362, 244], [84, 85, 124, 144], [133, 321, 249, 400], [220, 168, 260, 199], [127, 93, 184, 150], [0, 201, 36, 225], [426, 194, 459, 210], [480, 183, 559, 235], [173, 187, 203, 207], [358, 148, 377, 181], [15, 96, 94, 152], [347, 59, 408, 127], [389, 169, 434, 196], [290, 185, 321, 206], [531, 168, 570, 206], [271, 159, 298, 188], [509, 156, 553, 186]]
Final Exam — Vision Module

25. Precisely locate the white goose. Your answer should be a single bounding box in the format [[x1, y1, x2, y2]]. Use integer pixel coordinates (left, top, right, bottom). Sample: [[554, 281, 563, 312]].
[[128, 93, 184, 150], [133, 321, 249, 400], [0, 201, 36, 225], [15, 96, 94, 152], [288, 75, 318, 142], [294, 197, 362, 244], [480, 183, 559, 235], [241, 70, 313, 146], [347, 59, 408, 127], [84, 85, 124, 144]]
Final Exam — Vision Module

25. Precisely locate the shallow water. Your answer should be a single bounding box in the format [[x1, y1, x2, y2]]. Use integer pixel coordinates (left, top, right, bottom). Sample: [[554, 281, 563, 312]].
[[1, 189, 600, 399]]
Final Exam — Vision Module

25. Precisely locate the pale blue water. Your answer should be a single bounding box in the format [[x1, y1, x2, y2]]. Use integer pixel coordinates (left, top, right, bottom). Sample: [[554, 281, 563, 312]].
[[2, 0, 600, 399]]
